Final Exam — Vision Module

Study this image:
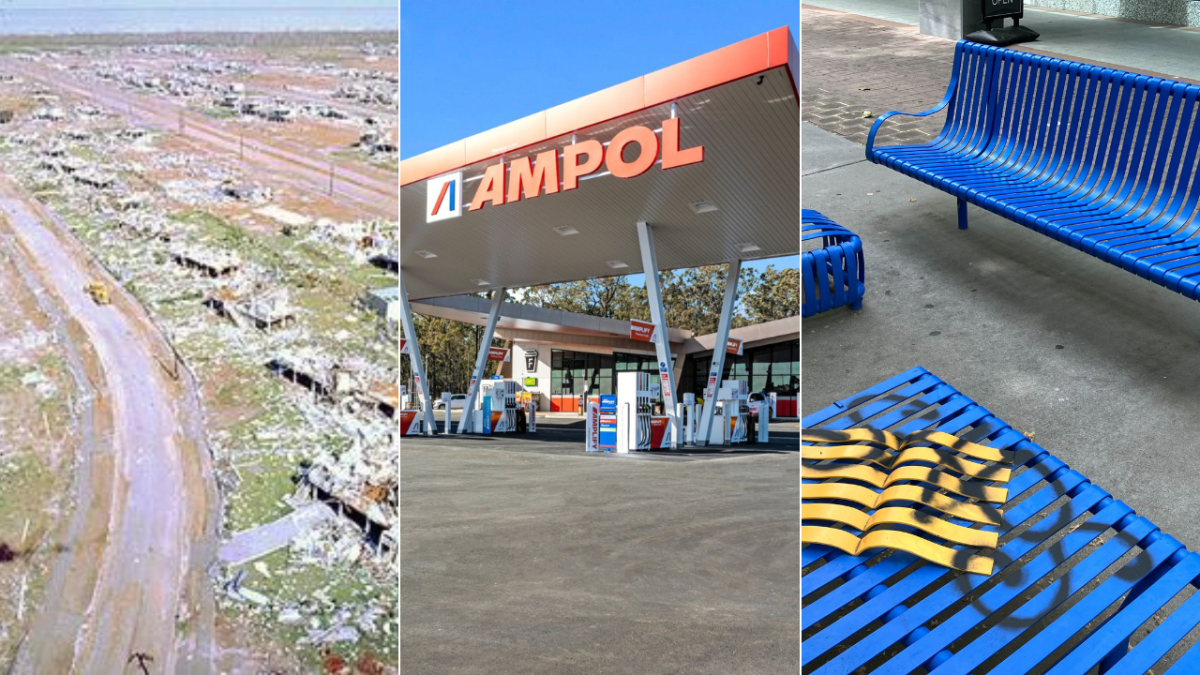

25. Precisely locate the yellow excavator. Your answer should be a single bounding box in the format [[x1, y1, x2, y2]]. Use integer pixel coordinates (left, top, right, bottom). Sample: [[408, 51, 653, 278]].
[[84, 280, 110, 305]]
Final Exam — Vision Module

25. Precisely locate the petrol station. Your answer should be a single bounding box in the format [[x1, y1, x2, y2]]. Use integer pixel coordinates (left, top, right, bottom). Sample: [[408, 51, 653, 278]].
[[400, 26, 799, 451]]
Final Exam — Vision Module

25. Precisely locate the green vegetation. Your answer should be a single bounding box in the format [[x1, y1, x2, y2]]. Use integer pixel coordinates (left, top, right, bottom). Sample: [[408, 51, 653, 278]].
[[404, 265, 802, 395]]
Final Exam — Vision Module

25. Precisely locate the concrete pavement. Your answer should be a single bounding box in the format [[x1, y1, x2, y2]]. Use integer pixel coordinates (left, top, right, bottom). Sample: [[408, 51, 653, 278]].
[[802, 121, 1200, 550], [400, 420, 799, 674], [804, 0, 1200, 84]]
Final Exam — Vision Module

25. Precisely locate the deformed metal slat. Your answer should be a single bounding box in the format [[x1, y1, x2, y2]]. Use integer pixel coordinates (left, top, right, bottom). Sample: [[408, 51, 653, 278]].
[[802, 471, 1095, 667]]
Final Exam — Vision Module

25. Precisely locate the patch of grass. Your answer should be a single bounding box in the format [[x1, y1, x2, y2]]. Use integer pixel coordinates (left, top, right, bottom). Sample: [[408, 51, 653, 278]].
[[0, 452, 56, 540], [225, 450, 297, 534], [200, 106, 239, 121]]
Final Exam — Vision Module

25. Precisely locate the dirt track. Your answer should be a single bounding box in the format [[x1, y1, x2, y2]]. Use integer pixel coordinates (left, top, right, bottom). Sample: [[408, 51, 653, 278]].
[[0, 178, 216, 674]]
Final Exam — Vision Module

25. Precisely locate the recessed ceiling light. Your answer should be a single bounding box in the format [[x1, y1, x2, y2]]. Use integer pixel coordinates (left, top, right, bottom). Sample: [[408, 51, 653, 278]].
[[554, 225, 580, 236], [737, 242, 762, 253], [606, 260, 629, 269], [689, 201, 719, 214], [471, 278, 491, 286], [415, 250, 437, 259]]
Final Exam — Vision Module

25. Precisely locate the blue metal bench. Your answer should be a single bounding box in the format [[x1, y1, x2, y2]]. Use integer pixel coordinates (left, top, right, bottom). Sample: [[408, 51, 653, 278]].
[[867, 42, 1200, 302], [802, 209, 864, 317], [803, 366, 1200, 674]]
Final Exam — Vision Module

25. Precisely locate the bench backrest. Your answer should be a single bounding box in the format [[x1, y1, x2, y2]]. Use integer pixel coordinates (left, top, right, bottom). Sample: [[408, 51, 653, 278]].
[[942, 43, 1200, 231]]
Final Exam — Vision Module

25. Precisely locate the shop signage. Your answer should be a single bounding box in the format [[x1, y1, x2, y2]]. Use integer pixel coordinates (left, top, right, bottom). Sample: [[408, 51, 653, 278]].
[[630, 319, 655, 342], [399, 338, 408, 355], [427, 117, 704, 222], [726, 337, 743, 355], [524, 349, 538, 372], [984, 0, 1022, 20], [487, 347, 510, 361], [524, 377, 538, 387]]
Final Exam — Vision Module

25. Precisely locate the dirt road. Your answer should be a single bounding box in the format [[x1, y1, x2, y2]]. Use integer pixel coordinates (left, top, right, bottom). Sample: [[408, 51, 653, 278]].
[[7, 60, 398, 220], [1, 179, 216, 674]]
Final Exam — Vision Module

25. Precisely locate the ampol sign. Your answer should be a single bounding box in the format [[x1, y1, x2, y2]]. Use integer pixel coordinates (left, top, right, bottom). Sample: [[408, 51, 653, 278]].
[[426, 171, 462, 222], [427, 117, 704, 222]]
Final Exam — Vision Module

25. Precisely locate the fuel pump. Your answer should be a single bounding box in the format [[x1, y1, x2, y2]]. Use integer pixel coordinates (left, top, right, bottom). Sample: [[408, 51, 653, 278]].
[[616, 371, 654, 453], [500, 380, 518, 432], [681, 392, 696, 445], [719, 380, 749, 445], [756, 401, 769, 443], [474, 380, 521, 433], [524, 392, 537, 433]]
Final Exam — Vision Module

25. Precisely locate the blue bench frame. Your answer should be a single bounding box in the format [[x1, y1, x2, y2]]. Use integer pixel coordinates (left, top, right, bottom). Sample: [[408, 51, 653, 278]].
[[802, 209, 864, 317], [867, 42, 1200, 302], [803, 366, 1200, 674]]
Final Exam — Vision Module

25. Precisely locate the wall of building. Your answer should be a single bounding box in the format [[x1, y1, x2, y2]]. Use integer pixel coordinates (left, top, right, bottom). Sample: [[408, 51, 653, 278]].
[[1030, 0, 1200, 27]]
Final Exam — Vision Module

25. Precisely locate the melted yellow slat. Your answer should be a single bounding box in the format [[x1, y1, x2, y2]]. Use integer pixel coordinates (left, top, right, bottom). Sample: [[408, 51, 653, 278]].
[[802, 427, 902, 449], [801, 464, 1008, 503], [906, 430, 1015, 464], [802, 444, 894, 466], [801, 526, 995, 575], [801, 483, 1005, 525], [801, 445, 1010, 482], [802, 503, 999, 549], [801, 427, 1016, 464]]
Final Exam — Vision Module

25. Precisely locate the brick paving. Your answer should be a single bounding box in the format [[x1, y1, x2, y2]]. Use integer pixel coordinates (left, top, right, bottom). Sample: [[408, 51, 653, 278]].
[[802, 5, 957, 147], [801, 4, 1200, 148]]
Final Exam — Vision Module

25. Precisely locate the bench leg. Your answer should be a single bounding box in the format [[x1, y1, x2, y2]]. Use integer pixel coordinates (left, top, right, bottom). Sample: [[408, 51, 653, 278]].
[[957, 197, 968, 230]]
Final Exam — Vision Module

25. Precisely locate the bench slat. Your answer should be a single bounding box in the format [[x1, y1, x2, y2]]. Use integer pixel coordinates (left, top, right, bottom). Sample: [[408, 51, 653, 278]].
[[803, 370, 1200, 673]]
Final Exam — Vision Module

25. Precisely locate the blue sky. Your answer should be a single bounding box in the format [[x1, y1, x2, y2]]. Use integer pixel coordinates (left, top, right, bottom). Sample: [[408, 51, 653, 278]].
[[401, 0, 798, 158], [401, 0, 799, 275]]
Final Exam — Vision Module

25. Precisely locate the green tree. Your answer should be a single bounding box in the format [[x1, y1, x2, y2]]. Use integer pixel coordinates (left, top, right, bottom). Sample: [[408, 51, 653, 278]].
[[739, 266, 800, 324], [518, 276, 644, 320], [400, 307, 505, 395], [660, 266, 755, 334]]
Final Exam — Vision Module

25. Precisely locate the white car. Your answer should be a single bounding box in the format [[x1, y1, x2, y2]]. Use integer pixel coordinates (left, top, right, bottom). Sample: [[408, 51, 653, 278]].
[[433, 394, 468, 410], [748, 392, 774, 418]]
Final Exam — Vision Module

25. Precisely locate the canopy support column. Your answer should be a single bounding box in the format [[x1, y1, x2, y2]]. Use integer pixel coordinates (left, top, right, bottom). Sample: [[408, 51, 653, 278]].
[[457, 288, 507, 434], [697, 259, 741, 445], [399, 269, 435, 436], [636, 221, 679, 449]]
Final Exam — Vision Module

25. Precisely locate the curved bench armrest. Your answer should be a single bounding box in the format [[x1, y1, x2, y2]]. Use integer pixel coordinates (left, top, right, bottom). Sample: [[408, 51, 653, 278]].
[[865, 84, 957, 158]]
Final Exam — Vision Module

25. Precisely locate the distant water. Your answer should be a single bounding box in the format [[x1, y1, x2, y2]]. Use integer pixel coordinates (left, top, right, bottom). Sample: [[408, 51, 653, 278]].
[[0, 6, 397, 35]]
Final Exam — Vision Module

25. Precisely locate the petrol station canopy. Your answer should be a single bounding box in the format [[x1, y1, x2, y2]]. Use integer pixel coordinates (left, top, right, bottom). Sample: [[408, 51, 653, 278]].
[[399, 27, 799, 301]]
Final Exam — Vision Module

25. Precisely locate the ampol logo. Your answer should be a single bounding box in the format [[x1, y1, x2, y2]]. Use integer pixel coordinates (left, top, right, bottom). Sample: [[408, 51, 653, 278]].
[[426, 171, 463, 223]]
